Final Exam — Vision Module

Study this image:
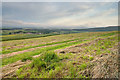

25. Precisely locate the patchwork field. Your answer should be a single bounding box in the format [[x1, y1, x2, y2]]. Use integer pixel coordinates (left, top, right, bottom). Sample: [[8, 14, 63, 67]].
[[1, 31, 119, 78]]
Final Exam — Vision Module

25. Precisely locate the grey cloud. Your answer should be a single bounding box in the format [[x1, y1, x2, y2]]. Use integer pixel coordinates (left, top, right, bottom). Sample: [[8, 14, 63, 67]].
[[2, 0, 120, 2], [2, 2, 96, 22], [2, 2, 118, 28]]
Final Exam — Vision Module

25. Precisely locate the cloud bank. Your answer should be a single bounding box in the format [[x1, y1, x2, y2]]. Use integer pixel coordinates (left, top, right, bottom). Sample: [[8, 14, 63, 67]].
[[2, 2, 118, 29]]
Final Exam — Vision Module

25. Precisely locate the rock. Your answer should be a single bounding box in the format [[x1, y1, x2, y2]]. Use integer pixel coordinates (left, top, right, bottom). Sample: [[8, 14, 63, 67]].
[[100, 54, 103, 57], [69, 51, 77, 53], [60, 51, 65, 54], [104, 53, 108, 55]]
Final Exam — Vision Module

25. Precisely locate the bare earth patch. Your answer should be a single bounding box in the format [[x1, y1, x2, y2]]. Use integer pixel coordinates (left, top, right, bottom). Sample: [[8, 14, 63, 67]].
[[55, 36, 118, 78], [55, 38, 104, 54], [2, 40, 78, 58], [2, 44, 60, 58], [2, 52, 44, 78], [80, 48, 119, 78], [2, 60, 31, 78]]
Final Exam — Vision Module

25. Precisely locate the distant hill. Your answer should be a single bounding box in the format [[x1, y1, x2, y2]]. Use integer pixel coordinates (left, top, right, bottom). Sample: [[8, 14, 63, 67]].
[[1, 26, 119, 35], [72, 26, 119, 32], [1, 26, 118, 41]]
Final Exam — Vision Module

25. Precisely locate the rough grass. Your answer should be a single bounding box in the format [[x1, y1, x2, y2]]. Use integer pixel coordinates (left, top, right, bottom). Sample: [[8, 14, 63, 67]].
[[2, 38, 82, 54], [16, 51, 62, 78], [2, 31, 116, 54], [2, 33, 60, 41], [21, 57, 32, 62], [2, 31, 119, 78], [2, 38, 90, 66], [2, 32, 118, 66], [16, 33, 118, 78]]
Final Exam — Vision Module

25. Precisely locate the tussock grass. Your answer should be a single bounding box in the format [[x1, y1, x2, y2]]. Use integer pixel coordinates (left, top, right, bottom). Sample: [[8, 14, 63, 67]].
[[78, 63, 87, 70], [16, 51, 63, 78], [21, 57, 32, 62]]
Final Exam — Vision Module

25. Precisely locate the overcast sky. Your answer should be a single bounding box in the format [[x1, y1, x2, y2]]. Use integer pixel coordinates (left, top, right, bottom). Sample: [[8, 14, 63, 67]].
[[2, 2, 118, 29]]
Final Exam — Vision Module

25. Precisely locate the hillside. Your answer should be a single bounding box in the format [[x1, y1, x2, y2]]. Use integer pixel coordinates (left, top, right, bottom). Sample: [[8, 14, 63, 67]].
[[1, 26, 118, 41], [2, 31, 119, 78], [1, 26, 119, 35], [72, 26, 118, 32]]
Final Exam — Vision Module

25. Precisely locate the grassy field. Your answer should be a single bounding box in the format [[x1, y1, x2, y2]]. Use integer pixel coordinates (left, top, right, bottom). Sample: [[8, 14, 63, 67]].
[[2, 31, 119, 78], [1, 33, 60, 41]]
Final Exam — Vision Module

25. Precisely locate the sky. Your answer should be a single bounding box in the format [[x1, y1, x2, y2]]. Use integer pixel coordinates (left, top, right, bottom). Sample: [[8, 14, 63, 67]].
[[2, 1, 118, 29]]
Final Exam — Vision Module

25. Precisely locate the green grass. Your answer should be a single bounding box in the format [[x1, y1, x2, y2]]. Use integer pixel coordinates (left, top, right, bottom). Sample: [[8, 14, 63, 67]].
[[21, 57, 32, 62], [82, 56, 94, 61], [2, 31, 119, 78], [2, 32, 118, 66], [2, 31, 117, 54], [78, 63, 87, 70], [89, 56, 94, 61], [100, 31, 117, 37], [42, 52, 60, 63], [82, 56, 89, 60], [2, 39, 90, 66], [2, 38, 80, 54], [16, 51, 62, 78], [2, 33, 60, 41]]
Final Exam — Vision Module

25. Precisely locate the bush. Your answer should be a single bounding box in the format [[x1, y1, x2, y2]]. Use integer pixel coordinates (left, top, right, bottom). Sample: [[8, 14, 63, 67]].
[[89, 56, 94, 61], [31, 59, 46, 71], [31, 52, 60, 71], [43, 52, 60, 63], [82, 56, 88, 60], [79, 63, 87, 70], [21, 57, 32, 62], [46, 63, 56, 71]]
